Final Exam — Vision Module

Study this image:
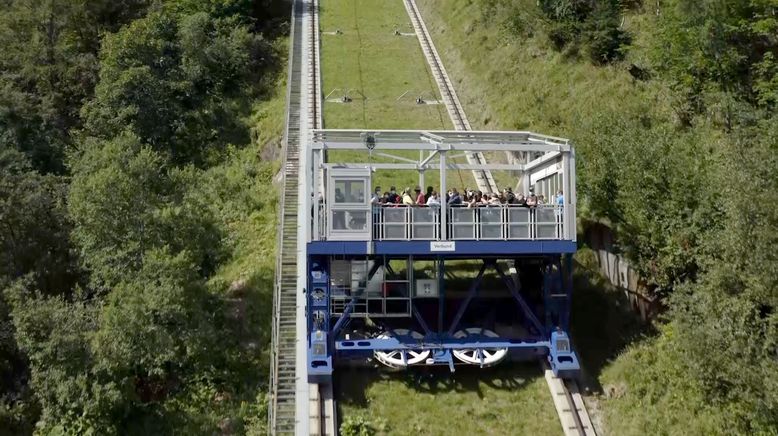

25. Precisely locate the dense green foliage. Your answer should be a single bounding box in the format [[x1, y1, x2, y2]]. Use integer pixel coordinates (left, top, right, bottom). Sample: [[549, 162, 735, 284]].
[[418, 0, 776, 434], [0, 0, 286, 433], [0, 0, 152, 173]]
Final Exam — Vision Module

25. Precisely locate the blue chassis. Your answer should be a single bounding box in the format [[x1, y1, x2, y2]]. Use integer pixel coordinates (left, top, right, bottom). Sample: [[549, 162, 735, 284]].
[[306, 240, 581, 382]]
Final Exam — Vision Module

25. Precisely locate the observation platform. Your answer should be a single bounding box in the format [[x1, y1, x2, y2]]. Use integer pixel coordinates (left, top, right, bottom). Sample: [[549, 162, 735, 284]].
[[303, 129, 581, 382], [307, 129, 577, 254]]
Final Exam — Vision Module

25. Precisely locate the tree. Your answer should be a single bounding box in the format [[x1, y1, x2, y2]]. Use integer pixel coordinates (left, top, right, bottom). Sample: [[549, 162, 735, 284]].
[[81, 10, 270, 166], [0, 0, 152, 173], [671, 117, 778, 432], [649, 0, 778, 121], [4, 279, 113, 434], [0, 147, 79, 294], [68, 133, 224, 289], [92, 249, 220, 408], [536, 0, 630, 63]]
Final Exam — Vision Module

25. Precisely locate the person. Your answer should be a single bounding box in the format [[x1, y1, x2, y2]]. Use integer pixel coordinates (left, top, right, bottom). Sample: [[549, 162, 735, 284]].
[[371, 186, 381, 205], [516, 193, 527, 207], [415, 186, 426, 205], [467, 191, 482, 208], [335, 187, 345, 203], [488, 193, 501, 206], [526, 191, 538, 208], [537, 195, 546, 205], [478, 191, 489, 206], [427, 191, 441, 206], [387, 186, 399, 204], [402, 187, 415, 206], [555, 190, 564, 237], [503, 187, 515, 204], [425, 186, 434, 202], [447, 188, 462, 206]]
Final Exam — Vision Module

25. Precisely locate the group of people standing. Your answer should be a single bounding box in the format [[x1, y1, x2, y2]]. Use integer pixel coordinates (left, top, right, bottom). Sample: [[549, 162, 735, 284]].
[[371, 185, 564, 209]]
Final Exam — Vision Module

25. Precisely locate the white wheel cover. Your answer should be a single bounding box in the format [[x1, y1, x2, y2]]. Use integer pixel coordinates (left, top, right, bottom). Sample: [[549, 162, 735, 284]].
[[374, 329, 431, 368], [452, 328, 508, 367]]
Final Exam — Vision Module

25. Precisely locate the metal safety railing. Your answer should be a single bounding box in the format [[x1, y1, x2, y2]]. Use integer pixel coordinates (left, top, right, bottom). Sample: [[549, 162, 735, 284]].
[[317, 204, 566, 241], [448, 205, 563, 240], [376, 205, 441, 240]]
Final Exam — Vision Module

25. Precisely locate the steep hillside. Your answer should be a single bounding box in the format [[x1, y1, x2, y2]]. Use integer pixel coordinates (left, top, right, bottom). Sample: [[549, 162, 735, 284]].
[[416, 0, 778, 434]]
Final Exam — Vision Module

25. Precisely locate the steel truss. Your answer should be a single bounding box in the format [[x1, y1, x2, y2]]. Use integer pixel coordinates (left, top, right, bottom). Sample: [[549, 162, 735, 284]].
[[307, 254, 580, 380]]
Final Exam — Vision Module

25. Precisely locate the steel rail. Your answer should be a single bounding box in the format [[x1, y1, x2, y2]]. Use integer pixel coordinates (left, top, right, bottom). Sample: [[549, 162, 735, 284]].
[[402, 0, 500, 195]]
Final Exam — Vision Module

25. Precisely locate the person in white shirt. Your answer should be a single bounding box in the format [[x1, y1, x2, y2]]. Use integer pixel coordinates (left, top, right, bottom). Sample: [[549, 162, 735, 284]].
[[426, 191, 441, 206]]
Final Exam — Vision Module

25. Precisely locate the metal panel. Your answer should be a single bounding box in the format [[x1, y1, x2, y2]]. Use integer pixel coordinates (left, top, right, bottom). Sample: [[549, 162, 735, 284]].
[[479, 207, 503, 239]]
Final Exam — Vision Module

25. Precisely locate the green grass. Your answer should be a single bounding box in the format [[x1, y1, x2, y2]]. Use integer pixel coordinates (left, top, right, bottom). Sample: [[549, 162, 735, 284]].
[[414, 0, 670, 137], [336, 364, 561, 435], [319, 0, 472, 193], [320, 0, 450, 130], [409, 2, 737, 434], [200, 38, 288, 435]]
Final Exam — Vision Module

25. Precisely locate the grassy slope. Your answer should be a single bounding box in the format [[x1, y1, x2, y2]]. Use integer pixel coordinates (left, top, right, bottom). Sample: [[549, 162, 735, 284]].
[[413, 1, 734, 435], [414, 0, 669, 137], [321, 1, 560, 434], [338, 365, 559, 435], [320, 0, 449, 130], [199, 37, 287, 434], [320, 0, 483, 194]]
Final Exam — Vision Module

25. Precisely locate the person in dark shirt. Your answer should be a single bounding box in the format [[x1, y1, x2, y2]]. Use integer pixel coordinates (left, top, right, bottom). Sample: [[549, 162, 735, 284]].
[[387, 186, 399, 203], [447, 188, 462, 206], [425, 186, 434, 202]]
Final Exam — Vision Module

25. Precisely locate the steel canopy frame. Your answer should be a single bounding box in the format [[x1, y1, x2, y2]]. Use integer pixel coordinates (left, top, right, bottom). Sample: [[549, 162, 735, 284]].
[[311, 129, 571, 153], [309, 128, 578, 242]]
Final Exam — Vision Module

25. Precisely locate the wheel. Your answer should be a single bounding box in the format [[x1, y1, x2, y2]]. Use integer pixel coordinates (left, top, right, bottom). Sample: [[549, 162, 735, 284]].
[[373, 329, 430, 368], [452, 328, 508, 367]]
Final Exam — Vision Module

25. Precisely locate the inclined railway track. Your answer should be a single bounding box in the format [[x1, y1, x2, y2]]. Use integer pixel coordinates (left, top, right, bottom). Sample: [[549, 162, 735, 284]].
[[270, 0, 333, 434], [270, 1, 590, 435], [405, 2, 596, 434], [545, 366, 597, 436], [403, 0, 500, 195]]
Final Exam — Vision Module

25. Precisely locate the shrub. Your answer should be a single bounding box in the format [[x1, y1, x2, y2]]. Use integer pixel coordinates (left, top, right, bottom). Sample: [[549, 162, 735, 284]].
[[340, 415, 377, 436]]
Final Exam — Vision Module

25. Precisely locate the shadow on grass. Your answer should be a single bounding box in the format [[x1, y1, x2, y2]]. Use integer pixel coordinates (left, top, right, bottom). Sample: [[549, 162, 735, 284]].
[[335, 362, 543, 408], [569, 258, 657, 394], [336, 255, 655, 403]]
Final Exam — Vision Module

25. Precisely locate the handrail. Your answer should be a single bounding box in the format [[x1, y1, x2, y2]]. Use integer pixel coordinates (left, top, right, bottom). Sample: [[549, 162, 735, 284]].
[[318, 203, 567, 241], [269, 0, 300, 431]]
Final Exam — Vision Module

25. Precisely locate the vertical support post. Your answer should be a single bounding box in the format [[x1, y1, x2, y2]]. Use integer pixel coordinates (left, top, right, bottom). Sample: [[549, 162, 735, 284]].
[[522, 171, 531, 195], [419, 150, 425, 190], [305, 142, 314, 242], [563, 253, 574, 331], [562, 150, 571, 240], [542, 259, 553, 336], [312, 150, 320, 240], [569, 147, 577, 242], [437, 257, 445, 334], [439, 151, 447, 240]]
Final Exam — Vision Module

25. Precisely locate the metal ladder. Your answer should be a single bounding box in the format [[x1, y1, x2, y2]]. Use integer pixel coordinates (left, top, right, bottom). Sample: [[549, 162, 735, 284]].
[[269, 0, 303, 433]]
